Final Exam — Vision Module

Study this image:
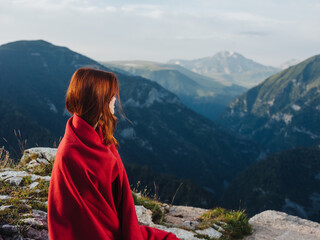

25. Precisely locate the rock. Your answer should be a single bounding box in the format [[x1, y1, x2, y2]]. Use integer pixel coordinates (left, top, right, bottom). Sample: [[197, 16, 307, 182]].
[[27, 159, 48, 168], [6, 234, 24, 240], [195, 227, 222, 239], [22, 147, 57, 164], [29, 182, 39, 189], [31, 209, 47, 218], [213, 223, 224, 232], [22, 209, 47, 219], [164, 205, 208, 229], [30, 175, 50, 182], [0, 171, 29, 181], [135, 205, 155, 227], [0, 224, 18, 235], [23, 227, 48, 240], [4, 176, 23, 186], [244, 210, 320, 240], [20, 218, 47, 227], [155, 224, 201, 240], [181, 220, 199, 230], [0, 205, 14, 211], [0, 195, 12, 200], [0, 170, 50, 186]]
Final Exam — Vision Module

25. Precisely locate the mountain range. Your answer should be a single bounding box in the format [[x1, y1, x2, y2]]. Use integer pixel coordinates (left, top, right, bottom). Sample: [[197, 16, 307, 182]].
[[101, 60, 247, 120], [0, 40, 262, 203], [168, 51, 280, 88]]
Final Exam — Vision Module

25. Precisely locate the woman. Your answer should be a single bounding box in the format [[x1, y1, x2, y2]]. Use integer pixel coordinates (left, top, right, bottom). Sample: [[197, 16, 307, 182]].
[[48, 68, 179, 240]]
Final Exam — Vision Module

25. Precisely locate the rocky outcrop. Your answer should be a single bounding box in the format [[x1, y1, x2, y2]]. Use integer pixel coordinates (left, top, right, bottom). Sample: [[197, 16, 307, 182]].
[[244, 210, 320, 240]]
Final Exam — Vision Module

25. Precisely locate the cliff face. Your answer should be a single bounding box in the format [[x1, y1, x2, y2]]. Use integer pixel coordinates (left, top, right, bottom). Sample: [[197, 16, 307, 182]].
[[0, 147, 319, 240]]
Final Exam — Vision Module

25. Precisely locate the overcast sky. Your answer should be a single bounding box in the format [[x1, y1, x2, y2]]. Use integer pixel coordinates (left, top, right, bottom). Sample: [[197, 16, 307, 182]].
[[1, 0, 319, 66]]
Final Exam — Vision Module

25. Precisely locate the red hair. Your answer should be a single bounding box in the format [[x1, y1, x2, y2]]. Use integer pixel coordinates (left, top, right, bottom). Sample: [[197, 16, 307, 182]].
[[65, 67, 126, 149]]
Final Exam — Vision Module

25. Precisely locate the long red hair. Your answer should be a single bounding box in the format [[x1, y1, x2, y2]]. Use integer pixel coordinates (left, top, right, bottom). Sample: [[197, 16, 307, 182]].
[[65, 67, 126, 149]]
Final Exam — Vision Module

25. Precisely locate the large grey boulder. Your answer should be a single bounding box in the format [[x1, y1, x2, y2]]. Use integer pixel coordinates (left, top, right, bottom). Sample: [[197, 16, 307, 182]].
[[244, 210, 320, 240]]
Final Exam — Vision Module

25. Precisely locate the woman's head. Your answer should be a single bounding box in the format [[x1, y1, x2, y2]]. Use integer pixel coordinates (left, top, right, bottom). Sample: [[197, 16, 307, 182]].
[[65, 67, 124, 148]]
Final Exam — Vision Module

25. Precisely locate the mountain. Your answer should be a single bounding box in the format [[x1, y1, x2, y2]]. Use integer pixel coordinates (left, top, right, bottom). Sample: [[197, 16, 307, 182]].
[[216, 54, 320, 153], [123, 163, 217, 208], [0, 40, 262, 199], [100, 60, 247, 120], [221, 145, 320, 223], [0, 98, 55, 155], [168, 51, 280, 88], [0, 39, 102, 149]]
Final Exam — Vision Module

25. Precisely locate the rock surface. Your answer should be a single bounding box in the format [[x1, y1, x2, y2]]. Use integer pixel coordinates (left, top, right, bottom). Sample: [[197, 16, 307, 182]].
[[244, 210, 320, 240]]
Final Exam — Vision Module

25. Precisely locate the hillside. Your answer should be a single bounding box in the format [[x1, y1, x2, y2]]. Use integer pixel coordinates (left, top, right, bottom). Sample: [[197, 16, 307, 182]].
[[216, 54, 320, 153], [221, 145, 320, 223]]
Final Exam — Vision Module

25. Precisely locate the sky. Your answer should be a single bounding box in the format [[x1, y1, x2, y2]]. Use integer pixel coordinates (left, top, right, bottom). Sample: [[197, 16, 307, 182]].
[[1, 0, 320, 67]]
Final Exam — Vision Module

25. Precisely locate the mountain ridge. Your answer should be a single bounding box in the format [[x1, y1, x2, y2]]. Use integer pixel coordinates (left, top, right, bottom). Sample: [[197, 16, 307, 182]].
[[216, 54, 320, 153], [168, 51, 280, 88]]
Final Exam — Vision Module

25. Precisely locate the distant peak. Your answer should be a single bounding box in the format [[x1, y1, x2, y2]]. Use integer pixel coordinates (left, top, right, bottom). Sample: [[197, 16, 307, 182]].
[[215, 51, 241, 58], [0, 39, 54, 48]]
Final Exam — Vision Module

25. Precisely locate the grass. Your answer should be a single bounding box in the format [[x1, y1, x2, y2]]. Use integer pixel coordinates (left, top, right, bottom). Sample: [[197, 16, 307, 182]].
[[197, 207, 252, 239], [20, 175, 32, 186], [29, 200, 47, 212], [16, 151, 55, 177], [194, 233, 212, 239], [19, 153, 38, 166], [0, 196, 32, 225], [30, 160, 54, 176], [0, 146, 15, 168], [132, 191, 164, 224]]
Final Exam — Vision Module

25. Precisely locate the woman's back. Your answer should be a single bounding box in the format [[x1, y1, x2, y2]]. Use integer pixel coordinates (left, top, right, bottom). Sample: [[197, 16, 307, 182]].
[[48, 68, 180, 240]]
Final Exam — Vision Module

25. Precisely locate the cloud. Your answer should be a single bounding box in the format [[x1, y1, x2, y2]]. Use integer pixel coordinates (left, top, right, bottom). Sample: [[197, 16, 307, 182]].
[[120, 4, 164, 19], [218, 11, 285, 27], [174, 32, 238, 41], [239, 31, 269, 37], [1, 0, 320, 66], [10, 0, 116, 14]]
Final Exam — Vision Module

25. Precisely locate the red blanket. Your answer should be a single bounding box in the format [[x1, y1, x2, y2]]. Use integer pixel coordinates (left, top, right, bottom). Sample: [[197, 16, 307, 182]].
[[48, 114, 180, 240]]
